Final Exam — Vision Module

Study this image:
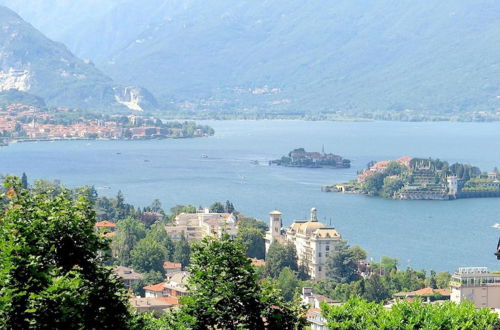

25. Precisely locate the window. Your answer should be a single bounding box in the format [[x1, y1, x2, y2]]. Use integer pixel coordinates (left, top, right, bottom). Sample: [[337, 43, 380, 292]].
[[326, 246, 330, 251], [326, 252, 329, 257], [318, 266, 322, 272], [318, 252, 322, 257]]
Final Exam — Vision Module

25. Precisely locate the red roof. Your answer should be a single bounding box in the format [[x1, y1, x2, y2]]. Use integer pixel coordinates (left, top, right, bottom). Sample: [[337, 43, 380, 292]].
[[163, 261, 182, 269], [394, 287, 450, 297], [95, 220, 117, 228], [156, 296, 180, 305], [143, 282, 166, 292]]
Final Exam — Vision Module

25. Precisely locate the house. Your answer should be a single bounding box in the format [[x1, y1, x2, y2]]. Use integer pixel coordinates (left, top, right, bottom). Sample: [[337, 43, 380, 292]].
[[265, 208, 341, 280], [165, 209, 238, 241], [95, 220, 117, 231], [129, 297, 178, 313], [163, 261, 182, 274], [113, 266, 144, 290], [393, 287, 450, 302], [144, 271, 190, 299], [301, 287, 339, 330], [450, 267, 500, 309]]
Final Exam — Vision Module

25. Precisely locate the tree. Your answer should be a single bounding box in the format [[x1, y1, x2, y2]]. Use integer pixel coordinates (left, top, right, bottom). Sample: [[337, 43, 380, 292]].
[[115, 190, 127, 220], [21, 172, 28, 189], [146, 221, 174, 260], [363, 274, 390, 302], [350, 245, 368, 263], [225, 200, 235, 213], [325, 240, 360, 283], [148, 199, 163, 213], [173, 234, 191, 268], [265, 242, 298, 278], [322, 296, 500, 329], [435, 271, 451, 289], [209, 201, 225, 213], [0, 177, 135, 329], [130, 238, 168, 273], [237, 226, 266, 259], [111, 217, 146, 266], [380, 256, 398, 273], [363, 172, 385, 195], [178, 235, 307, 329], [277, 267, 301, 301]]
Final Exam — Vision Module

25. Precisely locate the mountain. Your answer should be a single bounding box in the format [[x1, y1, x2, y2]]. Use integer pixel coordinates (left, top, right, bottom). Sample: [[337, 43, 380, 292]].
[[0, 5, 157, 111], [2, 0, 499, 115]]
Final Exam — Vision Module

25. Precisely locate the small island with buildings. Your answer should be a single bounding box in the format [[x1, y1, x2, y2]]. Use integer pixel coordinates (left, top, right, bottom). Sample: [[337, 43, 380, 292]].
[[323, 156, 500, 200], [0, 104, 214, 145], [270, 147, 351, 169]]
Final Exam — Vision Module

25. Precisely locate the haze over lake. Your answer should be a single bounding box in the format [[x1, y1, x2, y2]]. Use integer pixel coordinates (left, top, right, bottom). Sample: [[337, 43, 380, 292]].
[[2, 120, 500, 272]]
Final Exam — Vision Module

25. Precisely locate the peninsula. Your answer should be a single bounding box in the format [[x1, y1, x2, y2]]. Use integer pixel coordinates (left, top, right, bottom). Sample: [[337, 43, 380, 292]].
[[270, 148, 350, 168], [0, 104, 214, 145], [323, 156, 500, 200]]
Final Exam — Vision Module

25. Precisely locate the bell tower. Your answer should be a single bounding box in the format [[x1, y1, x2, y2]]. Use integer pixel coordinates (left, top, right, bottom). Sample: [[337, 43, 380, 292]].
[[269, 210, 282, 241]]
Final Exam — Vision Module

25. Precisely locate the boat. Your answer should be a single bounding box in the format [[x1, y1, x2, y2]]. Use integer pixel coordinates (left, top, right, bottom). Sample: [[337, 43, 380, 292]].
[[250, 160, 259, 165], [201, 154, 208, 158]]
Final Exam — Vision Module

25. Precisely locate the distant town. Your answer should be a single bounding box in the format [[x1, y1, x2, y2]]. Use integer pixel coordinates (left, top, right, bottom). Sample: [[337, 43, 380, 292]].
[[270, 147, 351, 168], [324, 156, 500, 200], [0, 104, 214, 146]]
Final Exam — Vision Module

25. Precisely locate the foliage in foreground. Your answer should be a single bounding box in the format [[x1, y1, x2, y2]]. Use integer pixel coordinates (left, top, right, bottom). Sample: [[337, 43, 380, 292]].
[[0, 177, 137, 329], [322, 296, 500, 330], [154, 235, 308, 329]]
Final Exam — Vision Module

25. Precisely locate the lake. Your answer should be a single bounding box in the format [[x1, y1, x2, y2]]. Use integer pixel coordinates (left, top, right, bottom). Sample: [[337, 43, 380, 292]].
[[1, 120, 500, 272]]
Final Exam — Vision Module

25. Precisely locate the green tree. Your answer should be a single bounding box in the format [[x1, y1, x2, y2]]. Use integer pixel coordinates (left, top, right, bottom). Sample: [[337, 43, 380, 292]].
[[265, 242, 298, 278], [146, 221, 174, 260], [225, 200, 235, 213], [209, 201, 225, 213], [350, 245, 368, 263], [363, 274, 390, 302], [276, 267, 301, 301], [325, 240, 360, 283], [0, 177, 135, 329], [21, 172, 28, 189], [178, 235, 307, 329], [130, 238, 168, 273], [173, 234, 191, 268], [112, 217, 146, 266], [363, 172, 385, 195], [237, 226, 266, 259], [435, 271, 451, 289]]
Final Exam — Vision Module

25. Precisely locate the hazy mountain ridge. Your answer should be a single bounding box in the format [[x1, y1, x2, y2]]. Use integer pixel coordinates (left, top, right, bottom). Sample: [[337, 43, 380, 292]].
[[0, 5, 157, 111], [2, 0, 499, 115]]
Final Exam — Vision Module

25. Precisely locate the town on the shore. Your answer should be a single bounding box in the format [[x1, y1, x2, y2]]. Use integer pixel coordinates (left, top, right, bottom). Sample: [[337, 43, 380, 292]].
[[0, 104, 214, 145], [94, 196, 500, 327]]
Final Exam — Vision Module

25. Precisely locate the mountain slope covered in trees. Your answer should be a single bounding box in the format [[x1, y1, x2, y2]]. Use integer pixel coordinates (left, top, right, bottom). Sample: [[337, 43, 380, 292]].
[[0, 5, 157, 111], [1, 0, 499, 116]]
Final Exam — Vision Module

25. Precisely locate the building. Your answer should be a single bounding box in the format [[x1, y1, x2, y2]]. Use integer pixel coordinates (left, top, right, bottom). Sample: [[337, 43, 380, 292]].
[[265, 208, 341, 280], [450, 267, 500, 308], [393, 287, 450, 302], [301, 287, 339, 330], [113, 266, 144, 290], [165, 209, 238, 241], [129, 297, 179, 313], [163, 261, 182, 274], [144, 271, 190, 299]]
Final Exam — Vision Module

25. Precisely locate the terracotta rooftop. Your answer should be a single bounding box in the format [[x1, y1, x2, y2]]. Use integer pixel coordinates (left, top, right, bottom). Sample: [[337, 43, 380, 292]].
[[156, 296, 180, 305], [163, 261, 182, 269], [95, 220, 117, 228], [113, 266, 144, 280], [144, 282, 166, 292], [394, 287, 450, 297]]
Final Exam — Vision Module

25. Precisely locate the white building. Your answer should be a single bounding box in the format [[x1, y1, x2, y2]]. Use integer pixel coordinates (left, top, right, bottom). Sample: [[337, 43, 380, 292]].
[[165, 209, 238, 241], [265, 208, 341, 280], [450, 267, 500, 309]]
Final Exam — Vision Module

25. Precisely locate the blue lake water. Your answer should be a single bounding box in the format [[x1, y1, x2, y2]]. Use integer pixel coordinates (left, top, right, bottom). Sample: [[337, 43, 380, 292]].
[[1, 120, 500, 272]]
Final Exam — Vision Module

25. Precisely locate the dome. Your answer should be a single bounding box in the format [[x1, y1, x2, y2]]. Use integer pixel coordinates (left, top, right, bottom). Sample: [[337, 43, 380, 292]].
[[299, 221, 325, 236]]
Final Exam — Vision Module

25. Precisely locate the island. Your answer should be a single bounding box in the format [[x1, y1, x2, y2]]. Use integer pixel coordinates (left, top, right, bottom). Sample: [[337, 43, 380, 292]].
[[269, 148, 350, 168], [323, 156, 500, 200], [0, 104, 214, 145]]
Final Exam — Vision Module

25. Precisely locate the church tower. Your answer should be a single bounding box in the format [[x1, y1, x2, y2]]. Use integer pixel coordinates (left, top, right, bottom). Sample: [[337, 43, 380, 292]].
[[269, 210, 282, 240]]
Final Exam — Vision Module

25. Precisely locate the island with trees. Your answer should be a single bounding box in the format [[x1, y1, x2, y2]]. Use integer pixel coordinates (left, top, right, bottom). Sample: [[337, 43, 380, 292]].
[[270, 148, 351, 168], [323, 156, 500, 200]]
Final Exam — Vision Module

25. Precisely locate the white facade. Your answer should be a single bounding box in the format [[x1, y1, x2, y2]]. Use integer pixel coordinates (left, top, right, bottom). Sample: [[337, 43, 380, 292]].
[[450, 267, 500, 309], [265, 208, 341, 280], [165, 210, 238, 241]]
